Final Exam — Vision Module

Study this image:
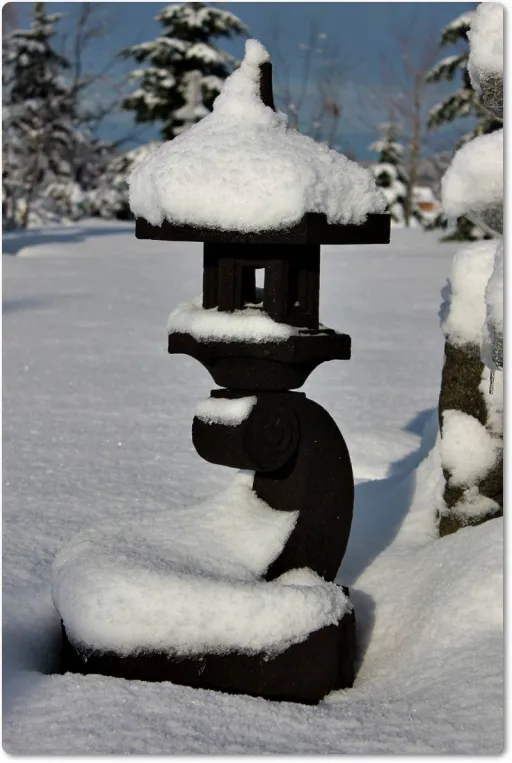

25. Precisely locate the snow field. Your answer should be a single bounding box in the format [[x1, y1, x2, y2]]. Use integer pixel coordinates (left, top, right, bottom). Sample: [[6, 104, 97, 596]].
[[2, 223, 502, 753]]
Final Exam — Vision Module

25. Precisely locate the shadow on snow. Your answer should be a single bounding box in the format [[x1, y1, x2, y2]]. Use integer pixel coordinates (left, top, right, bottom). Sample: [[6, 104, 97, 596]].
[[338, 407, 438, 671], [2, 223, 130, 256]]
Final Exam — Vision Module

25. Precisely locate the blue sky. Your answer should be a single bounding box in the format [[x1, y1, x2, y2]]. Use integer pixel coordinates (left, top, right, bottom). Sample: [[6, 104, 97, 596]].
[[11, 1, 477, 158]]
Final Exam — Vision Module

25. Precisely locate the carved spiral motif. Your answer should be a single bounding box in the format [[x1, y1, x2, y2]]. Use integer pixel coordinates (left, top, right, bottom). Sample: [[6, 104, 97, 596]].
[[243, 401, 300, 473]]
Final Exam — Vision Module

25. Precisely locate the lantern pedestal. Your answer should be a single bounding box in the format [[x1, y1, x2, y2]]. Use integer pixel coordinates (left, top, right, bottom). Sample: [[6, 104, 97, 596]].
[[57, 212, 389, 704], [168, 330, 350, 390]]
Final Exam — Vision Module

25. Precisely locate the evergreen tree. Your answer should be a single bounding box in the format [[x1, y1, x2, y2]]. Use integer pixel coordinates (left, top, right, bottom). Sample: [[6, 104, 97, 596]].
[[2, 3, 80, 226], [87, 142, 163, 220], [120, 2, 247, 141], [368, 122, 410, 226], [426, 11, 501, 145]]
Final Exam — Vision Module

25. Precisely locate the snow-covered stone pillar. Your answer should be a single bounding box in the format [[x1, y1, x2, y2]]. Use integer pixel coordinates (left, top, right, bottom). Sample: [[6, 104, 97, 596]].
[[437, 3, 503, 537]]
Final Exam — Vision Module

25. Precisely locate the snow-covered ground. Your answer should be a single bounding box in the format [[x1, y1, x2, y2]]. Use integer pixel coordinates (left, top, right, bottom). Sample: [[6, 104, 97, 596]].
[[2, 221, 503, 753]]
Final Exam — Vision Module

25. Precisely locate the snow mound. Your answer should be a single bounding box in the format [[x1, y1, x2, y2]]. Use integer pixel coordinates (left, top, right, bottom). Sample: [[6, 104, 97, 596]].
[[439, 239, 497, 346], [440, 410, 500, 487], [358, 514, 503, 680], [52, 472, 350, 657], [441, 129, 503, 218], [350, 426, 502, 684], [167, 296, 294, 342], [129, 39, 386, 231], [468, 3, 504, 86]]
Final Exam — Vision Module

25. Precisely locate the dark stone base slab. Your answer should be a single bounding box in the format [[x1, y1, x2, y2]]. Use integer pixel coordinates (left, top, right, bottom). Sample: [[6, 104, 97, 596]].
[[61, 589, 356, 705]]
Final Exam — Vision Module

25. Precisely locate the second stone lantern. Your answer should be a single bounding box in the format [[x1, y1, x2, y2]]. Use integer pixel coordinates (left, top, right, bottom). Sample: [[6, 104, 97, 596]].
[[54, 40, 390, 705]]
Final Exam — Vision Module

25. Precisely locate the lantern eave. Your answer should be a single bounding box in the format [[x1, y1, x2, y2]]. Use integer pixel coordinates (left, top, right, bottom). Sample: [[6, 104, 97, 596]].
[[135, 212, 390, 247]]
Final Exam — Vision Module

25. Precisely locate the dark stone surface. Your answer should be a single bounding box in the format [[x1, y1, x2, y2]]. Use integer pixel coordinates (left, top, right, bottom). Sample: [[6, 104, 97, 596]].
[[438, 342, 487, 430], [135, 212, 391, 246], [61, 590, 356, 705], [193, 392, 301, 474], [168, 330, 351, 391], [259, 60, 276, 111], [203, 243, 321, 329], [438, 340, 503, 537], [438, 501, 503, 538], [194, 390, 354, 582]]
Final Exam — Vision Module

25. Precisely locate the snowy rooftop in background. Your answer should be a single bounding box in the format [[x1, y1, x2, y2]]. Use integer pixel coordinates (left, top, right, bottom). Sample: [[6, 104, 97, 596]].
[[468, 3, 504, 85], [129, 39, 386, 232]]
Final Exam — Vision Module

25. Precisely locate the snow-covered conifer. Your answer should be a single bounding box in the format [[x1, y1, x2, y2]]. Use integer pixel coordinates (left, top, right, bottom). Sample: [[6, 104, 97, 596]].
[[2, 3, 81, 226], [426, 10, 502, 241], [87, 142, 162, 220], [120, 2, 247, 140], [369, 122, 431, 228], [426, 11, 501, 144]]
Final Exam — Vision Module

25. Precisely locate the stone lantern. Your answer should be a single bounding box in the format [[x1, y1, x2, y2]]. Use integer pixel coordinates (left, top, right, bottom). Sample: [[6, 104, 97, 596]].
[[54, 41, 390, 705]]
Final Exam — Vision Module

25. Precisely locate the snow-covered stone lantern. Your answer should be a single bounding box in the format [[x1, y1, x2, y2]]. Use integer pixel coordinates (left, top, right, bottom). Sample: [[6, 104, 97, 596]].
[[53, 40, 390, 704]]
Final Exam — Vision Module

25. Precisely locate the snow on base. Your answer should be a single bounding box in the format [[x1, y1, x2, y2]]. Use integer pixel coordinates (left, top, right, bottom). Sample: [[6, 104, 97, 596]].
[[439, 239, 497, 345], [440, 409, 500, 487], [129, 39, 386, 231], [196, 396, 257, 425], [52, 472, 349, 657], [167, 296, 293, 342], [441, 130, 503, 219]]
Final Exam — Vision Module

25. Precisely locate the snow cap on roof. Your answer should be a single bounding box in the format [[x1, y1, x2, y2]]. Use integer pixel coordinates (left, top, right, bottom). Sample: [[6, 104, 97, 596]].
[[129, 39, 386, 232]]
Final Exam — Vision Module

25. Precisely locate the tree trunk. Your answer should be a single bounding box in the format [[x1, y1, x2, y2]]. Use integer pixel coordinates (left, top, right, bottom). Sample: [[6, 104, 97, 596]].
[[404, 76, 421, 227]]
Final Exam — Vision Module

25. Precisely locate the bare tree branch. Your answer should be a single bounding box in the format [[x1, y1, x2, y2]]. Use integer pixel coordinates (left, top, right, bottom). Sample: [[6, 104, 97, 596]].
[[266, 16, 352, 149], [357, 9, 441, 225]]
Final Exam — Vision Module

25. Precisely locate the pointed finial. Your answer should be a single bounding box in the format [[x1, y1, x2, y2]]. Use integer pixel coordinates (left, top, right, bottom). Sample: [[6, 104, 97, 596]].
[[259, 61, 276, 111]]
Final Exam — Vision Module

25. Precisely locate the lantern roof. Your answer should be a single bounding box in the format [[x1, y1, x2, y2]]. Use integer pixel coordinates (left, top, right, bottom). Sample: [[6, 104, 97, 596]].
[[130, 39, 389, 239]]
